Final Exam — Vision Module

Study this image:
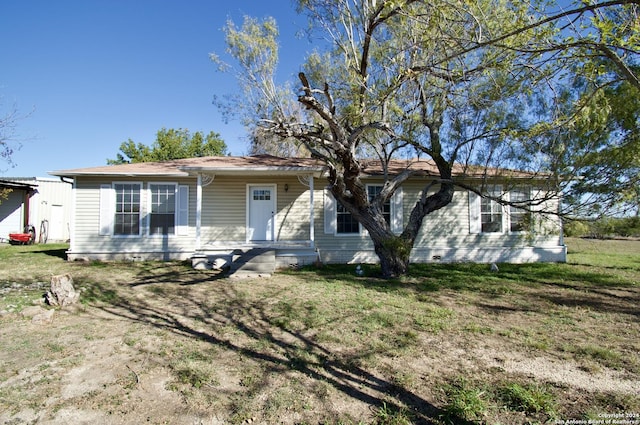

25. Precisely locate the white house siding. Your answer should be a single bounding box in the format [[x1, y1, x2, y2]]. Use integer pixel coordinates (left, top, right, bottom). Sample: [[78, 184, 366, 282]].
[[313, 182, 377, 264], [68, 177, 196, 261], [67, 173, 565, 264], [313, 179, 566, 264], [275, 177, 311, 242], [200, 175, 311, 245], [408, 183, 565, 263], [200, 176, 247, 243]]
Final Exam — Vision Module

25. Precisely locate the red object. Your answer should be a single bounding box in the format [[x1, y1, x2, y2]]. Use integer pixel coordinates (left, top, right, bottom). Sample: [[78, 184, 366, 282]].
[[9, 233, 32, 243], [9, 225, 36, 245]]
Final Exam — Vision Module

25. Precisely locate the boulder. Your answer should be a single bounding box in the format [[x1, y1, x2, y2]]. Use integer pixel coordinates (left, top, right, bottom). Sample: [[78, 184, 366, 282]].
[[45, 274, 80, 307], [21, 305, 55, 324]]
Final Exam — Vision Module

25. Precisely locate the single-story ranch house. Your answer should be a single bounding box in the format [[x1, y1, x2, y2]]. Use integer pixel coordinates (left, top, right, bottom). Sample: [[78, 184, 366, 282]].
[[50, 155, 566, 272]]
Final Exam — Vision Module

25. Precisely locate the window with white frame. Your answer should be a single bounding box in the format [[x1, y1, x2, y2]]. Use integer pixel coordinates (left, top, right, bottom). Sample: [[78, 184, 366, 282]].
[[252, 189, 271, 201], [336, 201, 360, 234], [149, 184, 176, 235], [509, 188, 530, 232], [325, 186, 403, 236], [367, 185, 391, 226], [470, 187, 531, 234], [114, 183, 141, 235], [480, 188, 503, 233], [100, 182, 189, 237]]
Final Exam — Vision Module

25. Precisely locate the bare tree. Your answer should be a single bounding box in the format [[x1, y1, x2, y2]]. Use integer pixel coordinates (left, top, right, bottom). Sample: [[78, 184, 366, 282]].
[[0, 98, 26, 172], [1, 98, 31, 202]]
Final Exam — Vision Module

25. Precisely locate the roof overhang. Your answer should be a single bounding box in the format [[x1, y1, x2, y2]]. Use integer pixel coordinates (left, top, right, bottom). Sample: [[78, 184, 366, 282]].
[[47, 155, 548, 182], [48, 171, 189, 178], [48, 155, 328, 179], [179, 165, 325, 178], [0, 179, 38, 191]]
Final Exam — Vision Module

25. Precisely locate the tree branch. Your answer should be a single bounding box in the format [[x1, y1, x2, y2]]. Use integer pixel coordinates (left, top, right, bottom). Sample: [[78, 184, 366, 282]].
[[433, 0, 640, 88]]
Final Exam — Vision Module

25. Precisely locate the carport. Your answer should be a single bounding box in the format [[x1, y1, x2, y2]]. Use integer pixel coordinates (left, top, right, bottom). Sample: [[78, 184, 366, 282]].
[[0, 179, 38, 242]]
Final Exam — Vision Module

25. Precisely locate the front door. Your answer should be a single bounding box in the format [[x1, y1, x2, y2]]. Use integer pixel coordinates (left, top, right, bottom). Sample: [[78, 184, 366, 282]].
[[248, 185, 275, 242]]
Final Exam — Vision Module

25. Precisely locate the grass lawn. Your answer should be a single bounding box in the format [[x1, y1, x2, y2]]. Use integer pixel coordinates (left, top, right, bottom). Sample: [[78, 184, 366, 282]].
[[0, 238, 638, 424]]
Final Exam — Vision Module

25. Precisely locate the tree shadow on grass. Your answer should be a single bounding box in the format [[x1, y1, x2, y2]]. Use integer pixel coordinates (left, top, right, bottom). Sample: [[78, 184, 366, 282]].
[[76, 260, 639, 422], [126, 261, 227, 287], [302, 262, 637, 289], [292, 263, 640, 318], [86, 275, 475, 425]]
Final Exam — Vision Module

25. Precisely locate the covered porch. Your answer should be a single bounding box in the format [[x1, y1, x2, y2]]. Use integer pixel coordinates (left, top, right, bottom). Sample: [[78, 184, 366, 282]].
[[179, 157, 325, 272]]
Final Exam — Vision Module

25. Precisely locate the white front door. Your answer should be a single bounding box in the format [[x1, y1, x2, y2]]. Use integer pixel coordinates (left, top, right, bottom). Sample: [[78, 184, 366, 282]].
[[248, 185, 275, 242]]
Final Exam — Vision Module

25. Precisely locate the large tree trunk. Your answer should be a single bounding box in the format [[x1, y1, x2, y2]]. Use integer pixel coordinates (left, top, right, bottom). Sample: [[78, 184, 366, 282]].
[[353, 204, 412, 278], [372, 234, 412, 278], [357, 180, 456, 278]]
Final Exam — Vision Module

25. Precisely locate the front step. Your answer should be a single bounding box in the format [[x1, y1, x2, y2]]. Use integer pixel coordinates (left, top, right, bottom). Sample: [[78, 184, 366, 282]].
[[228, 248, 276, 278], [191, 247, 318, 274]]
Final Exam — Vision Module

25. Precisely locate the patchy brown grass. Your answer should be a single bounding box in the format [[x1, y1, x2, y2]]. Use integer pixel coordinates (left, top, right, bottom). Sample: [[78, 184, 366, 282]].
[[0, 238, 638, 424]]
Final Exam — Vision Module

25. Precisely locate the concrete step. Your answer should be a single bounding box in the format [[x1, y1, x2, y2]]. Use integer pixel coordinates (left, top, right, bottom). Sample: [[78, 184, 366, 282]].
[[228, 248, 276, 278]]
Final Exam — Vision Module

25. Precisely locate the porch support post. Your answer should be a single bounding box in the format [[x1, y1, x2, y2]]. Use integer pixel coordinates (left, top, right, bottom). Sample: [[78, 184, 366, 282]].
[[196, 174, 202, 250], [309, 174, 315, 248]]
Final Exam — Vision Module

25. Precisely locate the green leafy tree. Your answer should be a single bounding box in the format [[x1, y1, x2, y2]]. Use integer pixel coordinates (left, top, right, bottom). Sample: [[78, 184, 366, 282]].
[[557, 68, 639, 217], [214, 0, 639, 277], [505, 2, 640, 217], [108, 128, 228, 164], [211, 16, 309, 157], [556, 3, 639, 217]]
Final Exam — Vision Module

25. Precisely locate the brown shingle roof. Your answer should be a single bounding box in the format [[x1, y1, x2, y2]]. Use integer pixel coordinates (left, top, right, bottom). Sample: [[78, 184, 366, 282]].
[[358, 158, 534, 178], [50, 154, 535, 179], [49, 155, 325, 177]]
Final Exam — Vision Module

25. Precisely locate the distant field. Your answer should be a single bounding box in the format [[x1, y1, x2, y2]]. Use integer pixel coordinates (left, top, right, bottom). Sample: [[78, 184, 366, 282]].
[[0, 238, 638, 424]]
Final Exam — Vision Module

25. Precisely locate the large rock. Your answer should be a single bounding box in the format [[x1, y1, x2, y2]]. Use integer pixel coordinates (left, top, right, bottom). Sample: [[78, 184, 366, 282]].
[[45, 274, 80, 307], [21, 305, 55, 324]]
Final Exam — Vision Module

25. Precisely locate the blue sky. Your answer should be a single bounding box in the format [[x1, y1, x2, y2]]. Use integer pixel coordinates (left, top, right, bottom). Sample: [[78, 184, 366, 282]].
[[1, 0, 311, 177]]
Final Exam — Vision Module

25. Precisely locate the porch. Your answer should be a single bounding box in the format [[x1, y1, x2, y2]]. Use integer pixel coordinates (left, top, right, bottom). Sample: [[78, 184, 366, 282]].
[[185, 162, 324, 275]]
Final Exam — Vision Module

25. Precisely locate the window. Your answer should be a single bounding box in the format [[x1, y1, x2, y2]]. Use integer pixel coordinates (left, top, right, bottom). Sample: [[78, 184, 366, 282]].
[[100, 182, 188, 237], [253, 189, 271, 201], [324, 187, 403, 236], [470, 187, 531, 234], [114, 183, 141, 235], [509, 188, 530, 232], [149, 184, 176, 235], [336, 201, 360, 234], [480, 189, 503, 233], [367, 185, 391, 226]]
